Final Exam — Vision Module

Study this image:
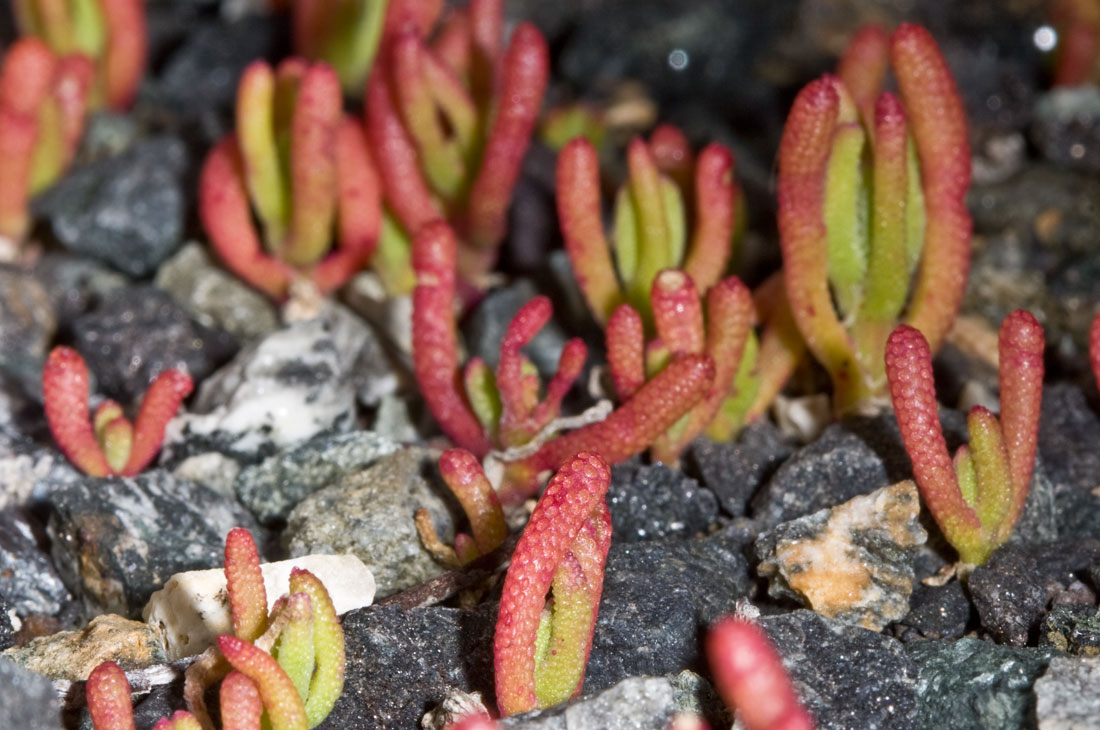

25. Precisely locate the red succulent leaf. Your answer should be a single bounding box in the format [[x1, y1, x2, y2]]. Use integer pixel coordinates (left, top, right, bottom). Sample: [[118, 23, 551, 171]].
[[42, 346, 111, 477], [706, 618, 814, 730], [86, 661, 136, 730], [836, 24, 889, 127], [605, 304, 645, 401], [99, 0, 146, 110], [439, 448, 507, 556], [995, 309, 1044, 530], [120, 369, 193, 477], [682, 143, 737, 293], [224, 527, 268, 643], [219, 671, 264, 730], [217, 635, 309, 730]]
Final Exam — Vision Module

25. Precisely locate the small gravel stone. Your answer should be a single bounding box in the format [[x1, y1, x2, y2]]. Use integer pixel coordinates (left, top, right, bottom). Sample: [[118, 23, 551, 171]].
[[283, 449, 457, 598], [1032, 87, 1100, 175], [163, 305, 366, 464], [1033, 655, 1100, 729], [607, 462, 718, 543], [908, 638, 1058, 730], [584, 525, 753, 691], [0, 613, 166, 681], [45, 470, 260, 617], [893, 581, 973, 641], [969, 540, 1100, 646], [0, 267, 54, 359], [33, 137, 189, 278], [685, 421, 793, 517], [72, 286, 238, 405], [0, 428, 83, 509], [1039, 604, 1100, 656], [155, 242, 280, 342], [0, 657, 62, 730], [1038, 384, 1100, 540], [761, 610, 919, 729], [0, 509, 72, 619], [500, 676, 678, 730], [31, 253, 128, 328], [462, 279, 571, 378], [235, 430, 402, 526], [755, 481, 927, 631]]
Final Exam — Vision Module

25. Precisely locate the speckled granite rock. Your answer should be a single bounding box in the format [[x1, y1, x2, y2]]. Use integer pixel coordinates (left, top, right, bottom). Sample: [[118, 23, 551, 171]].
[[163, 305, 366, 464], [0, 508, 72, 619], [1, 613, 166, 681], [1040, 604, 1100, 656], [585, 525, 753, 691], [0, 657, 62, 730], [235, 431, 402, 526], [761, 610, 918, 729], [283, 449, 457, 598], [45, 470, 260, 617], [72, 286, 238, 405], [908, 638, 1058, 730], [33, 137, 189, 278], [756, 481, 927, 631], [316, 603, 496, 730], [1033, 655, 1100, 729], [969, 540, 1100, 646], [607, 462, 718, 543], [154, 243, 279, 342]]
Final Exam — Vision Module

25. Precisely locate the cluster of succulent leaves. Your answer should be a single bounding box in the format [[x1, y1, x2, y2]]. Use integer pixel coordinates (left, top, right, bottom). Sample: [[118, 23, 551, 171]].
[[86, 528, 344, 730]]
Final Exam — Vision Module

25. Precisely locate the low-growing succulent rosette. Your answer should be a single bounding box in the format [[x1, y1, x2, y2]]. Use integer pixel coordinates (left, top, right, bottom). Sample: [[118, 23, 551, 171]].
[[418, 447, 509, 565], [557, 127, 741, 326], [705, 617, 814, 730], [13, 0, 145, 111], [367, 0, 548, 285], [776, 23, 971, 415], [200, 58, 380, 300], [885, 310, 1044, 565], [0, 38, 93, 244], [293, 0, 389, 95], [42, 346, 192, 478], [411, 221, 716, 501], [494, 452, 613, 716]]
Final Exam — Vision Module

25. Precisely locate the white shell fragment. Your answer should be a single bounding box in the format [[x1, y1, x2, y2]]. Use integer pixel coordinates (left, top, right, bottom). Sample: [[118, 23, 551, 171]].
[[143, 553, 375, 660]]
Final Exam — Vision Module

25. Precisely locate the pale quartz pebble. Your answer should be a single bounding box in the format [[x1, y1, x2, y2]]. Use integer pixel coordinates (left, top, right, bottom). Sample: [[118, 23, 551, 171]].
[[143, 553, 375, 660]]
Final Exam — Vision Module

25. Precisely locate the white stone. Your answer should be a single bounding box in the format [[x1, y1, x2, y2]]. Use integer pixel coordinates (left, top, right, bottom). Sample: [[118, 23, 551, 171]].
[[143, 554, 375, 660]]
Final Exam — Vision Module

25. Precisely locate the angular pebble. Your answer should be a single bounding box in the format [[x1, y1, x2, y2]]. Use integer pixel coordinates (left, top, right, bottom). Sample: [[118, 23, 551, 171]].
[[0, 428, 83, 509], [1, 613, 166, 681], [0, 657, 62, 730], [1033, 655, 1100, 729], [755, 481, 926, 631], [45, 471, 260, 617], [500, 676, 677, 730], [0, 508, 72, 618], [0, 267, 54, 359], [686, 421, 793, 517], [235, 430, 402, 525], [908, 638, 1058, 730], [283, 449, 457, 598], [72, 286, 237, 404], [1039, 604, 1100, 656], [164, 305, 366, 463]]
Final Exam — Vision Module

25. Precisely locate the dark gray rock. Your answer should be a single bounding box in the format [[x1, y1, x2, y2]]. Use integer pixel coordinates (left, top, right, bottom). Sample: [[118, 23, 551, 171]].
[[1033, 655, 1100, 729], [752, 413, 964, 530], [1032, 87, 1100, 175], [685, 421, 793, 517], [31, 254, 128, 329], [316, 603, 496, 730], [45, 470, 260, 617], [283, 449, 457, 598], [72, 286, 237, 405], [1040, 604, 1100, 656], [462, 279, 571, 378], [34, 137, 189, 278], [500, 676, 678, 730], [893, 581, 972, 641], [0, 657, 62, 730], [1038, 384, 1100, 540], [154, 243, 279, 343], [163, 305, 365, 464], [760, 610, 918, 729], [969, 540, 1100, 646], [0, 268, 54, 359], [908, 638, 1058, 730], [0, 509, 72, 619], [607, 462, 718, 543], [149, 17, 287, 142], [584, 525, 753, 691], [235, 430, 401, 526]]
